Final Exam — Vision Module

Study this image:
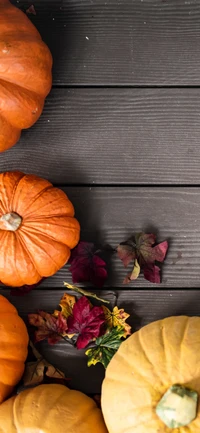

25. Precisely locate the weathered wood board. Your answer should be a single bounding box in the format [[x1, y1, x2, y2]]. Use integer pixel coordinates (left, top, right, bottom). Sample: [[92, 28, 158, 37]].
[[11, 0, 200, 86], [1, 89, 200, 185]]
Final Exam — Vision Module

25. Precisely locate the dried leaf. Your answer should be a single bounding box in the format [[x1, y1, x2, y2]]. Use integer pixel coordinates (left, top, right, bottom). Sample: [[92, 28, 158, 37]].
[[123, 259, 140, 284], [69, 242, 107, 288], [54, 293, 76, 319], [28, 311, 68, 345], [102, 306, 131, 337], [26, 5, 36, 15], [67, 296, 105, 349], [22, 342, 67, 388], [85, 327, 125, 368], [143, 264, 161, 283], [135, 233, 168, 265], [117, 243, 136, 267], [63, 282, 110, 304], [117, 233, 168, 284]]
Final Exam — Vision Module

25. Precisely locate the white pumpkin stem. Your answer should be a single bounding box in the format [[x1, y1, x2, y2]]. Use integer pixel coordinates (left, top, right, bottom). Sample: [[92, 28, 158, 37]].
[[156, 384, 198, 428], [0, 212, 22, 231]]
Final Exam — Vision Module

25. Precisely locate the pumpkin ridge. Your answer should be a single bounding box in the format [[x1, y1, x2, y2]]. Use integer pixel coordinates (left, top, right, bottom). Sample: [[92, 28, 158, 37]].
[[138, 326, 165, 387], [16, 231, 41, 278], [0, 172, 24, 214], [113, 347, 156, 391], [14, 185, 52, 216], [17, 230, 68, 275], [0, 114, 21, 152], [42, 387, 71, 430], [21, 192, 75, 219], [20, 223, 79, 246], [160, 319, 170, 383], [0, 79, 44, 129], [179, 317, 190, 383]]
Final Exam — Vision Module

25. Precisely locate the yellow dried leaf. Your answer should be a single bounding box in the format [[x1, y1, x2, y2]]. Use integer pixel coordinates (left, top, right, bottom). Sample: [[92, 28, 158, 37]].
[[54, 293, 76, 319], [102, 306, 131, 337]]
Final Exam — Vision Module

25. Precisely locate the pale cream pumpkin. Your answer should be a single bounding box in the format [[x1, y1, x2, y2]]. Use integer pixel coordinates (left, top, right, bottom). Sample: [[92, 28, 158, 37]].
[[0, 384, 108, 433], [102, 316, 200, 433]]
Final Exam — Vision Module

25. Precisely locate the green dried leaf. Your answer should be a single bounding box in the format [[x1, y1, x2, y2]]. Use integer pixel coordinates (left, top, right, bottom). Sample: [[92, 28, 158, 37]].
[[85, 327, 125, 368]]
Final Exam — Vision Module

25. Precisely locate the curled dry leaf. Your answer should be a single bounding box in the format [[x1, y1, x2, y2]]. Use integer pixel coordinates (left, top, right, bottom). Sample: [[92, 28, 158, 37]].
[[22, 342, 67, 389], [117, 233, 168, 284], [69, 242, 107, 288], [67, 296, 105, 349], [102, 306, 131, 337], [28, 311, 68, 345]]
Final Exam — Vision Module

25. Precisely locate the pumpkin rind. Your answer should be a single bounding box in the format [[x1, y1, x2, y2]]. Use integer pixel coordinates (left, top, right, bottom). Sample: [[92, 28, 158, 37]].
[[0, 384, 108, 433], [0, 295, 29, 404], [0, 171, 80, 287], [101, 316, 200, 433], [0, 0, 52, 152]]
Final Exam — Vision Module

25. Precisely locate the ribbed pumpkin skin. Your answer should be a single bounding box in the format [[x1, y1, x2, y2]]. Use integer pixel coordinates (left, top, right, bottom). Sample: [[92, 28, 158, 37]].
[[102, 316, 200, 433], [0, 0, 52, 152], [0, 171, 80, 286], [0, 295, 29, 404], [0, 384, 108, 433]]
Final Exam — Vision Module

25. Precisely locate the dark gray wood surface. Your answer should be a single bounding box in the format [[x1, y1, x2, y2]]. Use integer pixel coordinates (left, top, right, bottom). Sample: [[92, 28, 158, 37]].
[[35, 186, 200, 288], [12, 0, 200, 86], [2, 88, 200, 184], [1, 288, 200, 393], [3, 0, 200, 394]]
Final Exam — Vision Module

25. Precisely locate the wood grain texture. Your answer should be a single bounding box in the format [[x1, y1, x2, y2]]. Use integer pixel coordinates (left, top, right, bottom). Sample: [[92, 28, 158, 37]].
[[0, 186, 198, 289], [1, 288, 200, 393], [1, 88, 200, 184], [12, 0, 200, 85]]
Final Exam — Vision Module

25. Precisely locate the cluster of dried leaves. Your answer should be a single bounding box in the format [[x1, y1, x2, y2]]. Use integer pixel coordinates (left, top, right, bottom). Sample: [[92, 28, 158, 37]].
[[29, 284, 131, 368], [69, 233, 168, 287]]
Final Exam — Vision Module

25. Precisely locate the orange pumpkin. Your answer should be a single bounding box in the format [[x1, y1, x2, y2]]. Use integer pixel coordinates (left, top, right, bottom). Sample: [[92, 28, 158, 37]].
[[0, 384, 108, 433], [102, 316, 200, 433], [0, 0, 52, 152], [0, 294, 29, 403], [0, 171, 80, 287]]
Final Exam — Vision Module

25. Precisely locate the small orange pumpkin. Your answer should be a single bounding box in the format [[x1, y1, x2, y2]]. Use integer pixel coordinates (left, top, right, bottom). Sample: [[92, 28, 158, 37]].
[[0, 0, 52, 152], [0, 384, 108, 433], [0, 171, 80, 287], [102, 316, 200, 433], [0, 294, 29, 403]]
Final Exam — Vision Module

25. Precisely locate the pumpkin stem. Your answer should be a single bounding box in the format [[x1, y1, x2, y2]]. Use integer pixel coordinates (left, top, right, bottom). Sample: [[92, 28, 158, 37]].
[[0, 212, 22, 231], [156, 384, 198, 428]]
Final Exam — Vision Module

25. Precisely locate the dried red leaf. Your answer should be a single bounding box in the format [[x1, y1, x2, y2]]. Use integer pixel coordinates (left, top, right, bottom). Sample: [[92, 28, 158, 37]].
[[117, 243, 136, 267], [67, 296, 105, 349], [26, 5, 36, 15], [69, 242, 107, 288], [28, 311, 68, 345], [118, 233, 168, 284], [143, 265, 161, 283]]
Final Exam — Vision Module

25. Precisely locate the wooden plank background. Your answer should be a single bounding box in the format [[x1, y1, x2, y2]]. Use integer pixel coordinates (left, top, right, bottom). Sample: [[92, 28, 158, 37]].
[[1, 89, 200, 185], [2, 0, 200, 393], [12, 0, 200, 86]]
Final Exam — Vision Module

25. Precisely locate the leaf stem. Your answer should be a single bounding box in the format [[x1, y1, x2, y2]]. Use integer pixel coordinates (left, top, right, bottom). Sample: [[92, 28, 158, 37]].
[[63, 282, 110, 304]]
